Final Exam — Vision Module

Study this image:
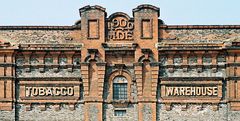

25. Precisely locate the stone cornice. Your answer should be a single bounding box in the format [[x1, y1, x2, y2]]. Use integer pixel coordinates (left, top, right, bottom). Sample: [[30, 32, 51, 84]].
[[102, 43, 138, 51], [79, 5, 106, 16], [18, 44, 83, 50], [133, 4, 160, 17]]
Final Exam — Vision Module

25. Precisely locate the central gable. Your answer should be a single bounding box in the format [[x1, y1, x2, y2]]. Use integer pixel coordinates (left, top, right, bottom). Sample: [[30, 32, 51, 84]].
[[107, 12, 134, 41]]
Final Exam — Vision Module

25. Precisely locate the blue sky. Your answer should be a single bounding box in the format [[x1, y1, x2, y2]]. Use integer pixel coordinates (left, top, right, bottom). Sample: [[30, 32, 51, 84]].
[[0, 0, 239, 25]]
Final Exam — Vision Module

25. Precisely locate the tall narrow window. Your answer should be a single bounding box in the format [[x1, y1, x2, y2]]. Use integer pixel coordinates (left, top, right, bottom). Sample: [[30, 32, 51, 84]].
[[59, 54, 67, 65], [113, 76, 128, 100], [44, 52, 53, 71], [16, 53, 24, 65], [30, 54, 39, 65], [73, 52, 81, 66], [44, 53, 53, 65]]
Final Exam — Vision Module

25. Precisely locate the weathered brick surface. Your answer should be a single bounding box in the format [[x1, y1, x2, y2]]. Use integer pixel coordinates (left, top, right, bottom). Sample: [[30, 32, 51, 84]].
[[0, 30, 73, 44], [0, 109, 15, 121], [18, 104, 84, 121], [162, 29, 240, 41], [1, 4, 240, 121], [16, 68, 81, 78], [158, 104, 228, 121]]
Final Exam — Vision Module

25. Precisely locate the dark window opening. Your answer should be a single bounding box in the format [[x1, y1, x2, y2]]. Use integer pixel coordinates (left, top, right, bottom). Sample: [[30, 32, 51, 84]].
[[114, 110, 126, 116]]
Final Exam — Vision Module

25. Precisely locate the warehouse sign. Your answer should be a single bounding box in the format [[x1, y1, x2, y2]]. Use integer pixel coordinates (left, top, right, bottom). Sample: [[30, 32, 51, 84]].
[[165, 86, 218, 96], [25, 86, 74, 97]]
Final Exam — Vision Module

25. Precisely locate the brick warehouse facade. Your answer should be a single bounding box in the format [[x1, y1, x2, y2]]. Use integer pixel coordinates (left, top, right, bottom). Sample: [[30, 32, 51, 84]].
[[1, 4, 240, 121]]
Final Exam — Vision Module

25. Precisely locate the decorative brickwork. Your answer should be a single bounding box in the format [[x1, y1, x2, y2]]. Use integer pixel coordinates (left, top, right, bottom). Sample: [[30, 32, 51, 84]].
[[0, 4, 240, 121]]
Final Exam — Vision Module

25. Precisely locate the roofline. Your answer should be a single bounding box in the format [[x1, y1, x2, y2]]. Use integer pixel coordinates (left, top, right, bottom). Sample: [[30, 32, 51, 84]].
[[160, 25, 240, 29], [0, 25, 240, 30], [0, 26, 80, 30]]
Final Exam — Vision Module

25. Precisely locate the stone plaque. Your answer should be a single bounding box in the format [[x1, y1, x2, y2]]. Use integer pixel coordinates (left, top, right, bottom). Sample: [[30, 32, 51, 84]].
[[108, 15, 134, 41]]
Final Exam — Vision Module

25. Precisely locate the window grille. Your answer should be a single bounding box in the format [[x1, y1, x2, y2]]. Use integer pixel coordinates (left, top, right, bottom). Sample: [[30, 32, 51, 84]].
[[113, 76, 128, 100], [114, 110, 126, 116]]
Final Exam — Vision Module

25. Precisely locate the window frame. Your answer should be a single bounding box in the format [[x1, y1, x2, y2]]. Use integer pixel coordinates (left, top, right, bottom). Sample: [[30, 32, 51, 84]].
[[107, 70, 132, 102], [113, 76, 128, 100], [114, 110, 127, 117]]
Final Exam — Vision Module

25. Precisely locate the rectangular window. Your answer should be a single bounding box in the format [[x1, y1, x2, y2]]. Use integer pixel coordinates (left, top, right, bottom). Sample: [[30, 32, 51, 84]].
[[113, 83, 127, 100], [114, 110, 126, 116]]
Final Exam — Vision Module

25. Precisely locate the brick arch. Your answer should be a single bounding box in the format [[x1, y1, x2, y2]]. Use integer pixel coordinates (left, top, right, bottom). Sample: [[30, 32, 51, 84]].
[[107, 70, 132, 102], [30, 52, 39, 64], [108, 12, 130, 21], [43, 52, 54, 65], [84, 55, 102, 63], [58, 52, 67, 65], [138, 55, 155, 63]]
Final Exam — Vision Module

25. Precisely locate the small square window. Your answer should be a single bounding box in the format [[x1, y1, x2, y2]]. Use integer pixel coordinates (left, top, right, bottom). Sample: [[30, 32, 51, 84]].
[[59, 57, 67, 65], [30, 57, 39, 64], [188, 56, 197, 64], [217, 55, 226, 64], [203, 56, 212, 64], [114, 110, 126, 116], [16, 57, 24, 65], [173, 56, 183, 65], [45, 57, 53, 64]]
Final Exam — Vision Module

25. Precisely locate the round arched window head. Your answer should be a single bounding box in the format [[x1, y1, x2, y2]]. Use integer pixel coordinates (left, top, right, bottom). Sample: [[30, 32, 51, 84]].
[[113, 76, 128, 83]]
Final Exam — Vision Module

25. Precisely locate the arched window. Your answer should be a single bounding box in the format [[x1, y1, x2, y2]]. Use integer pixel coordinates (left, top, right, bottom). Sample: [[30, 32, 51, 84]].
[[30, 53, 39, 64], [188, 55, 197, 64], [73, 52, 81, 66], [44, 52, 53, 65], [59, 54, 67, 65], [202, 55, 212, 64], [16, 52, 24, 65], [173, 55, 183, 65], [160, 55, 167, 65], [113, 76, 128, 100], [217, 54, 226, 64]]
